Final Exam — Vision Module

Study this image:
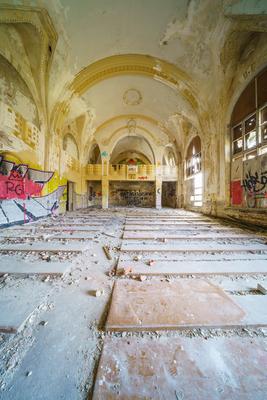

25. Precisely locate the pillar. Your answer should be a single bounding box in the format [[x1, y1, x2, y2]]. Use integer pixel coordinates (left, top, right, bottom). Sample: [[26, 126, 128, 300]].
[[155, 177, 162, 209], [155, 160, 162, 209], [102, 158, 109, 209], [102, 176, 109, 209]]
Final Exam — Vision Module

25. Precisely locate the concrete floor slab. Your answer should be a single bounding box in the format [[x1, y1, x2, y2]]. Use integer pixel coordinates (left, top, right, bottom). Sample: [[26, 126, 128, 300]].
[[119, 253, 267, 261], [125, 221, 219, 226], [93, 336, 267, 400], [0, 254, 71, 276], [105, 280, 246, 331], [14, 226, 101, 232], [121, 242, 267, 253], [42, 222, 104, 227], [122, 232, 262, 240], [0, 242, 90, 253], [234, 295, 267, 325], [124, 225, 239, 231], [125, 217, 213, 222], [0, 280, 49, 333], [116, 258, 267, 276]]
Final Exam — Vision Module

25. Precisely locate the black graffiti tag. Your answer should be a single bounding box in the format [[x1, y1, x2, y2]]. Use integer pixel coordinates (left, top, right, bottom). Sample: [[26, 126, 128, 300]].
[[242, 170, 267, 193]]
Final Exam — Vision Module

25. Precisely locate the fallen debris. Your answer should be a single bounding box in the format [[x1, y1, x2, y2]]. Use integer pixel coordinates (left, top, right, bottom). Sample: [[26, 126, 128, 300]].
[[118, 267, 133, 276], [39, 320, 48, 326], [94, 289, 105, 297], [133, 255, 142, 261], [139, 275, 147, 282], [257, 283, 267, 295], [103, 246, 112, 260], [102, 232, 116, 238]]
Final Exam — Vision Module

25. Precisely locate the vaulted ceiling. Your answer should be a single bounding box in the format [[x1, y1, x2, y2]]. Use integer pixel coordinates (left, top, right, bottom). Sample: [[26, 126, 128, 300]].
[[2, 0, 267, 161]]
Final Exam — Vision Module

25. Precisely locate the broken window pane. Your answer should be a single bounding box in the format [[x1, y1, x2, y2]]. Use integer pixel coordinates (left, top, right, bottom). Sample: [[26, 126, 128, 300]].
[[260, 106, 267, 142], [233, 124, 242, 140], [245, 130, 257, 149], [233, 138, 243, 154], [245, 114, 256, 134]]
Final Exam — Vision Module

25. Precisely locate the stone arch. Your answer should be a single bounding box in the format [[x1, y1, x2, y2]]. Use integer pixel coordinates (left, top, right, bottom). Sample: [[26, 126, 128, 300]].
[[109, 130, 156, 165]]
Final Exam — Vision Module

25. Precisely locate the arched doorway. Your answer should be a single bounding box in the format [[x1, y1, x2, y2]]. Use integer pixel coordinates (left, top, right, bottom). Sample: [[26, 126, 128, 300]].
[[162, 147, 177, 208], [109, 135, 156, 207]]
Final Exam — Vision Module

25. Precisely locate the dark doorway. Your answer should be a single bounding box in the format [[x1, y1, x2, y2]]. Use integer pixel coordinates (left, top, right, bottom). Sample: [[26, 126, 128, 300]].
[[87, 181, 102, 207], [66, 181, 75, 211], [162, 181, 176, 208]]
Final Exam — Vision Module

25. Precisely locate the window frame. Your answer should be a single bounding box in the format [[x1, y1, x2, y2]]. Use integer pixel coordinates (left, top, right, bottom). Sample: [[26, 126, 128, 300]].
[[231, 102, 267, 161]]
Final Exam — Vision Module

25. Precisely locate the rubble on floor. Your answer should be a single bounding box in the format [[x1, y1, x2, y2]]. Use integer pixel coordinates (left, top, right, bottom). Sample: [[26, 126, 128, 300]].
[[0, 207, 266, 400]]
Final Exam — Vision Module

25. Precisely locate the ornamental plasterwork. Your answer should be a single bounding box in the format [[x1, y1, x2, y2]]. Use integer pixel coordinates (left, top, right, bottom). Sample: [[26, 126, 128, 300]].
[[123, 88, 142, 106]]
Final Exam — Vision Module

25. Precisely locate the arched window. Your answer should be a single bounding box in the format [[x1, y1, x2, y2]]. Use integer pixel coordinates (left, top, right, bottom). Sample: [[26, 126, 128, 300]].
[[186, 136, 201, 177], [231, 66, 267, 158], [230, 66, 267, 208], [185, 136, 202, 207]]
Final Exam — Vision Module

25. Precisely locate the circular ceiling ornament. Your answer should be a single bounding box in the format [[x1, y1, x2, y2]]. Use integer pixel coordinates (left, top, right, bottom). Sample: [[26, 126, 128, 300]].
[[123, 88, 142, 106]]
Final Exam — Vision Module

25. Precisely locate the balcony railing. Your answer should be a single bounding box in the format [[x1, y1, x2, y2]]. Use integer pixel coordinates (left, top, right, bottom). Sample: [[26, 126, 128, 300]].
[[109, 164, 155, 180], [85, 164, 178, 181], [85, 164, 102, 179]]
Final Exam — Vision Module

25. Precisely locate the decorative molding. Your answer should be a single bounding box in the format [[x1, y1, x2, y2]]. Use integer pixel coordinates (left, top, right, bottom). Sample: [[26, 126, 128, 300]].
[[123, 88, 142, 105], [69, 54, 200, 113]]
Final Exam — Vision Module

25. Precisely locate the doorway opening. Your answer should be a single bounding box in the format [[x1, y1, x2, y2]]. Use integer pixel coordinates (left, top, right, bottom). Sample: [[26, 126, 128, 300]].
[[87, 181, 102, 207], [66, 181, 75, 211], [162, 181, 177, 208]]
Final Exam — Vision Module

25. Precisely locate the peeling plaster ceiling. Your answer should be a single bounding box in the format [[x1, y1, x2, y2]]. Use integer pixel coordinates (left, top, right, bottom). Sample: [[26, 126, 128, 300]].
[[50, 0, 238, 155], [4, 0, 266, 157], [47, 0, 228, 143], [59, 0, 191, 73]]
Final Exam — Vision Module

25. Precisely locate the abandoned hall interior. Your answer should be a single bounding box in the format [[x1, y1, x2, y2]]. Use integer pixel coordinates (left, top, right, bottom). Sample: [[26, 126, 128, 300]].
[[0, 1, 267, 399]]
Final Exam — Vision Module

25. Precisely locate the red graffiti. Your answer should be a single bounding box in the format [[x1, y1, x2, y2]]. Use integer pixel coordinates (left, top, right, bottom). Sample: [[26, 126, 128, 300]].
[[0, 170, 43, 200], [231, 180, 243, 205]]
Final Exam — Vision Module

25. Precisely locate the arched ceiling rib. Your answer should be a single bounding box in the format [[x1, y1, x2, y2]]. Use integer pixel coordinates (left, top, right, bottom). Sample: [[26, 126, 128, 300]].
[[70, 54, 200, 113], [81, 74, 198, 132]]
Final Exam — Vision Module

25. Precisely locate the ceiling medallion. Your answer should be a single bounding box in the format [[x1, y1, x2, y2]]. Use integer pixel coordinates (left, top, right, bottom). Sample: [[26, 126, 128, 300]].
[[127, 119, 137, 134], [123, 88, 142, 106]]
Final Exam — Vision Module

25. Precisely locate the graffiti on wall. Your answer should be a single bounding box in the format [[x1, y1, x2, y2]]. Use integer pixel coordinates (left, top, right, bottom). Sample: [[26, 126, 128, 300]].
[[242, 170, 267, 194], [231, 154, 267, 208], [109, 181, 155, 207], [0, 156, 66, 227], [242, 169, 267, 208], [0, 156, 53, 199]]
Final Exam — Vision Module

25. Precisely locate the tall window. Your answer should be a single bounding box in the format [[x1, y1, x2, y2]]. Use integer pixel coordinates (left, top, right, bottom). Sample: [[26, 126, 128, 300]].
[[186, 136, 201, 177], [186, 136, 202, 207], [230, 66, 267, 208]]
